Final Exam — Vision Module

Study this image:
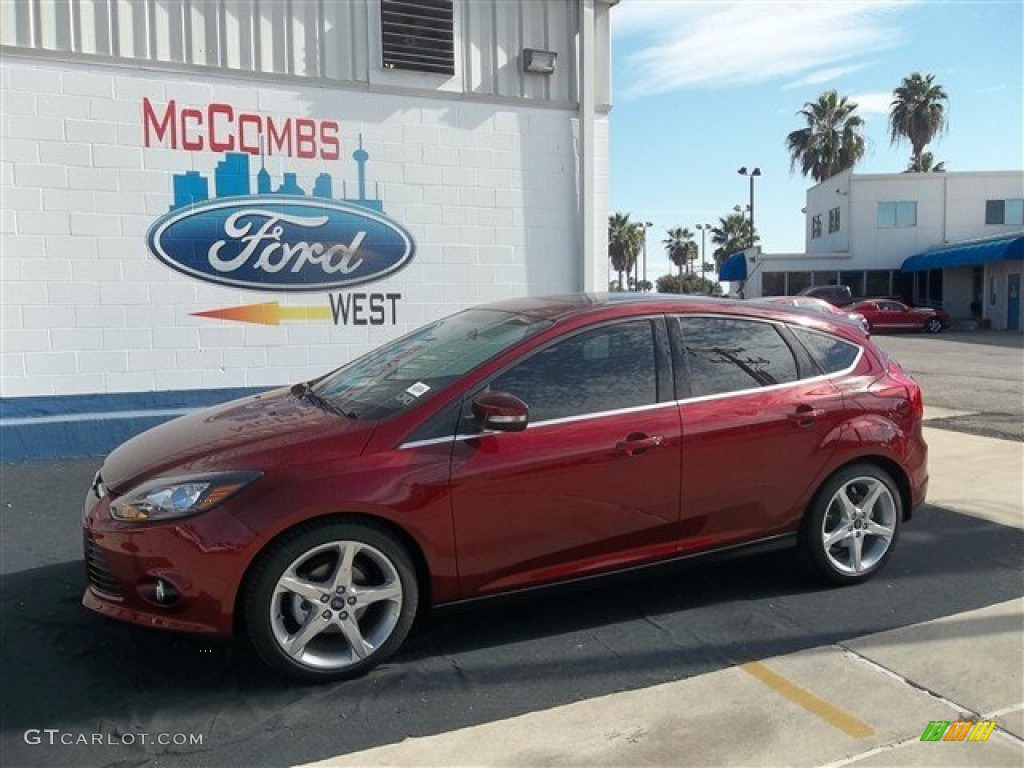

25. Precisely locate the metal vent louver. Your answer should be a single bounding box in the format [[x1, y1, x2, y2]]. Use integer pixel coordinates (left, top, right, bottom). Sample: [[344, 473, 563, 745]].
[[381, 0, 455, 76]]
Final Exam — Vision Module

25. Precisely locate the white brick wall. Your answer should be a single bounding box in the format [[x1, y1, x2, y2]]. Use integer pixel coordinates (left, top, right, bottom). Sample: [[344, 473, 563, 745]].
[[1, 55, 608, 400]]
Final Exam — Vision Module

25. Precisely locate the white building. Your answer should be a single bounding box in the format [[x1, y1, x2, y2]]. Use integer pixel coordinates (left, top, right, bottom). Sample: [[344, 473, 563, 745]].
[[725, 169, 1023, 331], [0, 0, 614, 458]]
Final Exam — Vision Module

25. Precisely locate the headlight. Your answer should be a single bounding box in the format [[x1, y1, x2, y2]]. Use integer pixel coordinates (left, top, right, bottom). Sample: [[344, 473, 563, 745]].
[[109, 471, 262, 522]]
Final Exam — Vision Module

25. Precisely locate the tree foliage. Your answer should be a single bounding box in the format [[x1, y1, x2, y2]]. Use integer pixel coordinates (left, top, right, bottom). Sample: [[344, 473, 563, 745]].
[[710, 213, 757, 268], [656, 273, 723, 296], [662, 227, 698, 278], [890, 72, 948, 172], [786, 89, 866, 182], [607, 213, 644, 291], [905, 151, 946, 173]]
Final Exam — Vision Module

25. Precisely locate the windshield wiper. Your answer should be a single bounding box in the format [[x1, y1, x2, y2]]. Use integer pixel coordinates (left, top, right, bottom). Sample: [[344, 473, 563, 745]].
[[291, 382, 358, 419]]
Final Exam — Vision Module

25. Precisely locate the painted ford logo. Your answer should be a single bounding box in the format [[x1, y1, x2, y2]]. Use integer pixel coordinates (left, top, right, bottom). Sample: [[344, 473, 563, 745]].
[[146, 197, 416, 292]]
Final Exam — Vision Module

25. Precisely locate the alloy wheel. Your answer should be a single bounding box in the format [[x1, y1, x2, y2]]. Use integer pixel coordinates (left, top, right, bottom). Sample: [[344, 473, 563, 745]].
[[268, 539, 404, 671], [820, 476, 897, 576]]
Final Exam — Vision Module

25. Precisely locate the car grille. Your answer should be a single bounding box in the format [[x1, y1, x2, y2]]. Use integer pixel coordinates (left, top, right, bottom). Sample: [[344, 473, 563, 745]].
[[84, 533, 123, 598]]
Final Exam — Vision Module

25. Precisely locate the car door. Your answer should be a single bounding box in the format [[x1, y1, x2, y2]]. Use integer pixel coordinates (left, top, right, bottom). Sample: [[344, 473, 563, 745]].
[[671, 316, 847, 550], [448, 317, 682, 597], [877, 301, 917, 329]]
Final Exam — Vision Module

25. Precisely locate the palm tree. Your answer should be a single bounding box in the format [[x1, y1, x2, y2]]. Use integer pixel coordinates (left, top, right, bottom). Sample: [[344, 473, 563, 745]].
[[890, 72, 948, 173], [663, 227, 697, 279], [710, 213, 757, 269], [786, 89, 866, 182], [608, 213, 643, 291], [905, 151, 946, 173]]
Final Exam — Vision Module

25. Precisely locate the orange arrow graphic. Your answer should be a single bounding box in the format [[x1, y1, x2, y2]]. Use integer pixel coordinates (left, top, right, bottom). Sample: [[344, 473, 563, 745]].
[[193, 302, 332, 325]]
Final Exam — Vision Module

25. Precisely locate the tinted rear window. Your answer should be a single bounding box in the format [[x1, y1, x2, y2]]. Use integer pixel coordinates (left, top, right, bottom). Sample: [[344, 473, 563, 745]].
[[676, 317, 798, 397], [790, 327, 861, 374]]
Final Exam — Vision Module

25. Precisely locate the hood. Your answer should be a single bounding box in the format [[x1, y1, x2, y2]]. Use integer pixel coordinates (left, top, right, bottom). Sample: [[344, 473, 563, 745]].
[[101, 387, 375, 493]]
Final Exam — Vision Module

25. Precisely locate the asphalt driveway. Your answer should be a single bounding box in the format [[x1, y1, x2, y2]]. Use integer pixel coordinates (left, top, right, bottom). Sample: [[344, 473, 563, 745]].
[[872, 330, 1023, 441], [2, 453, 1022, 768], [2, 330, 1021, 767]]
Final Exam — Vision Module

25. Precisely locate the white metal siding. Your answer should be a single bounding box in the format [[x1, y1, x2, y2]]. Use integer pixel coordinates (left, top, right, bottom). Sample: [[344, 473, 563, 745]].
[[1, 0, 579, 104]]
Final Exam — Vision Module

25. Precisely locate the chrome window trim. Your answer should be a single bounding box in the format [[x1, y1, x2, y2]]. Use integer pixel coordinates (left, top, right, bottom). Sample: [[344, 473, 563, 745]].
[[523, 399, 681, 430], [399, 435, 461, 450], [398, 319, 866, 450], [399, 400, 680, 450], [673, 347, 864, 407]]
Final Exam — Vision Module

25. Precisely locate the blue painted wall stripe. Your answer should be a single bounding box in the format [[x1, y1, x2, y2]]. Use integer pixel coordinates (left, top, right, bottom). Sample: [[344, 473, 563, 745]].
[[1, 387, 273, 461], [0, 387, 267, 419]]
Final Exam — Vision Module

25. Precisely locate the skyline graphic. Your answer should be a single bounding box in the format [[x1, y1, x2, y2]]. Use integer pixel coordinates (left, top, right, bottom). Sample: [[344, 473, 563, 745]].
[[169, 136, 383, 212]]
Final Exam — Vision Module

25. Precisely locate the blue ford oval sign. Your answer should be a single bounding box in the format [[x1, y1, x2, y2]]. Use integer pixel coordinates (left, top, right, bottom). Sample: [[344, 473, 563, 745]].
[[146, 197, 416, 292]]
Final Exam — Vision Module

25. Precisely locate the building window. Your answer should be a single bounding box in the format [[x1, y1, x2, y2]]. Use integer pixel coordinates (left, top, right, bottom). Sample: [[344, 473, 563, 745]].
[[877, 201, 917, 228], [828, 207, 841, 234], [986, 199, 1024, 225], [762, 272, 786, 296], [787, 272, 812, 294], [915, 269, 944, 307], [811, 214, 822, 239], [381, 0, 455, 76], [760, 270, 900, 300], [866, 270, 892, 297], [811, 271, 838, 287], [840, 271, 865, 297]]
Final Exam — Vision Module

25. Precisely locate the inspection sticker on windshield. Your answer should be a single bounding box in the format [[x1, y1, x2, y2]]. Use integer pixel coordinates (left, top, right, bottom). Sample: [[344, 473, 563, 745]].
[[406, 382, 431, 398]]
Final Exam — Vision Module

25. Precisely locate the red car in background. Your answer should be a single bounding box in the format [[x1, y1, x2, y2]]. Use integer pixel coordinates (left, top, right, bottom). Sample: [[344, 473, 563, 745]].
[[850, 299, 951, 334], [82, 294, 928, 682], [754, 296, 871, 334]]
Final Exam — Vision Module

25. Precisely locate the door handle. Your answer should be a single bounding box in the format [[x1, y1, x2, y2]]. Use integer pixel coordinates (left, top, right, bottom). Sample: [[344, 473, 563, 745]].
[[616, 434, 664, 456], [789, 404, 825, 427]]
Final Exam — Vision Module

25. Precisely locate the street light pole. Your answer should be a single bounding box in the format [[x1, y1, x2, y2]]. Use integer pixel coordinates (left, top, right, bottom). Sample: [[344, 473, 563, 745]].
[[695, 223, 711, 274], [738, 166, 761, 247], [642, 221, 652, 291]]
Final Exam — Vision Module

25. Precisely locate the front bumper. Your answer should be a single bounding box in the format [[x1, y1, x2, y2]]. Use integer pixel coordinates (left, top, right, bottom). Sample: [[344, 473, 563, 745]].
[[82, 488, 257, 635]]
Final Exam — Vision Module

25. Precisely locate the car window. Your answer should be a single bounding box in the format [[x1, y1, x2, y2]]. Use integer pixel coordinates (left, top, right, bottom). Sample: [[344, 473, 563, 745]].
[[790, 327, 861, 374], [313, 308, 552, 420], [490, 320, 658, 423], [675, 317, 798, 397]]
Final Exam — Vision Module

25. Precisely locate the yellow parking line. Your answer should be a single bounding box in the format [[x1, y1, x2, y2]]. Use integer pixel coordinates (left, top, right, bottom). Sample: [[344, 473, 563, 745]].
[[741, 661, 875, 739]]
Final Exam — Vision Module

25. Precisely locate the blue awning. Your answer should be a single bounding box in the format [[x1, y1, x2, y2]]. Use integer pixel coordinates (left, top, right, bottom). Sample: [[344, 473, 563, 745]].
[[901, 235, 1024, 273], [719, 251, 747, 281]]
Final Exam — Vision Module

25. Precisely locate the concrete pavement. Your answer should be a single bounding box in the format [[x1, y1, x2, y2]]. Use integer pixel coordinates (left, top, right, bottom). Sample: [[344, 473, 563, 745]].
[[297, 425, 1024, 768]]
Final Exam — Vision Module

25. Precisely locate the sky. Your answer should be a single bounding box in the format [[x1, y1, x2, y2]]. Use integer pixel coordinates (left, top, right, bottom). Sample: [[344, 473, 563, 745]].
[[608, 0, 1024, 284]]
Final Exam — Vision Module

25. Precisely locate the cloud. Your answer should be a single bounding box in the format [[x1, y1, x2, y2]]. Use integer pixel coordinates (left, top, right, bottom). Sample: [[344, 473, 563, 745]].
[[849, 91, 894, 115], [614, 1, 918, 100], [783, 64, 869, 89]]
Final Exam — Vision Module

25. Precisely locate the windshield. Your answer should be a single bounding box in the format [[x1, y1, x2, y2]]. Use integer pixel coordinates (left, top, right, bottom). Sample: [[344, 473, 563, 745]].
[[311, 309, 552, 420]]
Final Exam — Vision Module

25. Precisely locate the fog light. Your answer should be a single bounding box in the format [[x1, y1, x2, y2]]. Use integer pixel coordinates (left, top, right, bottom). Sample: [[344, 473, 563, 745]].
[[154, 579, 179, 605]]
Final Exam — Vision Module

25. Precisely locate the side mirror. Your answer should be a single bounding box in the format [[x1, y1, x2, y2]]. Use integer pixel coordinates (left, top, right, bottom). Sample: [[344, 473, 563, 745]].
[[471, 391, 529, 432]]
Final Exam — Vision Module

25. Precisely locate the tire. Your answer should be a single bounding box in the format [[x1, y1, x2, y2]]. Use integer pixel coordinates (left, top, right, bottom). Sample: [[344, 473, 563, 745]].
[[799, 464, 901, 585], [924, 317, 943, 333], [243, 521, 418, 683]]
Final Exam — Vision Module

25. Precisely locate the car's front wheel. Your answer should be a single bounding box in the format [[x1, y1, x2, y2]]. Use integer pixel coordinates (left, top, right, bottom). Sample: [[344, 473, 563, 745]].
[[799, 464, 901, 585], [924, 317, 944, 333], [243, 521, 418, 683]]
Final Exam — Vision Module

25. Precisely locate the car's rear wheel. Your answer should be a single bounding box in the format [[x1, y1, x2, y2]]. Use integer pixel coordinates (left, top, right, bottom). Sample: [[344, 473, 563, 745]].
[[924, 317, 944, 333], [799, 464, 901, 585], [243, 521, 418, 683]]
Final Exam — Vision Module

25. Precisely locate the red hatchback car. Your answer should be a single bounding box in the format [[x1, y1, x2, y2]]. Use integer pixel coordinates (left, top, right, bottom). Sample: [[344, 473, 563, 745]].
[[850, 299, 951, 334], [83, 294, 928, 682]]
